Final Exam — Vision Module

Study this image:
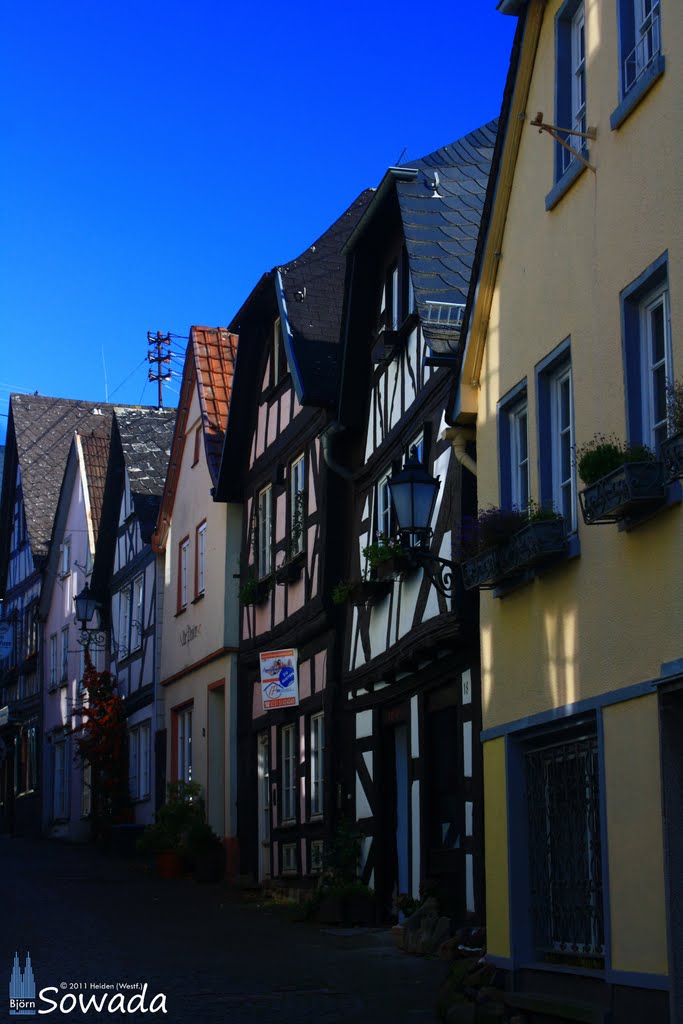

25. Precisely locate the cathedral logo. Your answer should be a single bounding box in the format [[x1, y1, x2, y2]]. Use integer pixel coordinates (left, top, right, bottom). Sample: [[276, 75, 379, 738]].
[[9, 951, 37, 1016]]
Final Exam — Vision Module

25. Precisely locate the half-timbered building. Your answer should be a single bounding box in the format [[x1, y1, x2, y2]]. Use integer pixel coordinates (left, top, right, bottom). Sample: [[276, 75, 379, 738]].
[[91, 407, 174, 825], [216, 192, 371, 886], [334, 124, 496, 921], [152, 327, 241, 871], [0, 395, 113, 836], [40, 427, 111, 840]]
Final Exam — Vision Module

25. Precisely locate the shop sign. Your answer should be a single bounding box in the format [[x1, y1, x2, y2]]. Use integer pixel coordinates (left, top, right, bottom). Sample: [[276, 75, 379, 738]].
[[260, 648, 299, 710]]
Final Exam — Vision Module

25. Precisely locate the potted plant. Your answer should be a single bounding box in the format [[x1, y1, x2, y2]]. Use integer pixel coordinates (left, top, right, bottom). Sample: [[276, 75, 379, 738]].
[[239, 573, 273, 606], [138, 780, 205, 878], [576, 434, 665, 525], [499, 501, 566, 576], [331, 576, 392, 607], [362, 535, 416, 581], [460, 506, 527, 590], [662, 380, 683, 479], [183, 822, 225, 884]]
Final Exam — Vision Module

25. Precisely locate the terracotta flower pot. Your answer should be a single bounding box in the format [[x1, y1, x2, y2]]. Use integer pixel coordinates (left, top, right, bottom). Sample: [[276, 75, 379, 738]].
[[154, 849, 183, 879]]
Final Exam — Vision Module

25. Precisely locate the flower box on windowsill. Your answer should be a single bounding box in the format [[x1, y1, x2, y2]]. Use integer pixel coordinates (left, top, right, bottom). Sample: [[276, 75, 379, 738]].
[[371, 312, 420, 365], [661, 431, 683, 481], [275, 551, 306, 585], [239, 577, 273, 606], [462, 520, 567, 591], [461, 547, 505, 591], [375, 550, 419, 581], [349, 580, 392, 607], [499, 520, 567, 576], [579, 461, 666, 525]]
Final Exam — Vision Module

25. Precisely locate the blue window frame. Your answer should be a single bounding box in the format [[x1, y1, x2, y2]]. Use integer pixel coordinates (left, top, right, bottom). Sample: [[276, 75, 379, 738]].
[[611, 0, 665, 130], [621, 253, 672, 452], [536, 340, 578, 535], [546, 0, 588, 209], [498, 379, 529, 512]]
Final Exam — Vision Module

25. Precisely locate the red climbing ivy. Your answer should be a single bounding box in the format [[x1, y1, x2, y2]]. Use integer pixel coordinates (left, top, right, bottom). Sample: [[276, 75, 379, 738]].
[[71, 651, 132, 837]]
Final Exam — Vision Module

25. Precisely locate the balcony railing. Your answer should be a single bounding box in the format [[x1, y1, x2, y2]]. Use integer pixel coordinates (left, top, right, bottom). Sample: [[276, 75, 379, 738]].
[[624, 10, 661, 93]]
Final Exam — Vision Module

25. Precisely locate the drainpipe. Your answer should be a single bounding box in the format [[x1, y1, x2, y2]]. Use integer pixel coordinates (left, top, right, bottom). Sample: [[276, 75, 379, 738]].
[[442, 426, 477, 477], [320, 421, 354, 481]]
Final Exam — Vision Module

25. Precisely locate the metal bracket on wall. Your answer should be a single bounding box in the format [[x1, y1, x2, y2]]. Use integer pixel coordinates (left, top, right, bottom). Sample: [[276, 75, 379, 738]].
[[530, 111, 597, 172]]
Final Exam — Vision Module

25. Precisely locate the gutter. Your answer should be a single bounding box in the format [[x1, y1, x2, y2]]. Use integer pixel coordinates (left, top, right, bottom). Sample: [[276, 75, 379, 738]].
[[320, 421, 354, 481], [442, 427, 477, 477]]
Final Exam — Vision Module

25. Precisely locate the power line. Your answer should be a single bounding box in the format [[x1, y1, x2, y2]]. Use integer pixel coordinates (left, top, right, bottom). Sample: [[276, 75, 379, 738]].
[[108, 357, 148, 401]]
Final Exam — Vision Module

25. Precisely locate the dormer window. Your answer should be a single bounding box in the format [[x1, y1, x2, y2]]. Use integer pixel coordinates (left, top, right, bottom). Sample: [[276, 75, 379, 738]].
[[60, 540, 71, 578], [272, 318, 287, 387], [379, 247, 413, 334]]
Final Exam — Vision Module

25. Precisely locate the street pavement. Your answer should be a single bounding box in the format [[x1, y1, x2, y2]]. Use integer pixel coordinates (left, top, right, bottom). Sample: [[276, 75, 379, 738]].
[[0, 836, 446, 1023]]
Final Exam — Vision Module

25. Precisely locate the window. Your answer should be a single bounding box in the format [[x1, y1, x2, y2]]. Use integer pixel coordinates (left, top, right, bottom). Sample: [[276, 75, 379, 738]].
[[81, 763, 92, 818], [192, 425, 201, 467], [272, 318, 287, 386], [175, 706, 193, 784], [537, 343, 576, 532], [525, 723, 604, 961], [622, 255, 672, 453], [289, 456, 305, 557], [281, 724, 296, 821], [499, 386, 530, 512], [49, 634, 57, 688], [129, 722, 151, 801], [60, 627, 69, 682], [258, 486, 272, 578], [53, 739, 68, 818], [548, 0, 589, 207], [310, 714, 324, 817], [15, 725, 37, 796], [510, 402, 530, 511], [196, 522, 206, 596], [380, 247, 412, 332], [614, 0, 663, 123], [178, 537, 189, 611], [118, 586, 131, 657], [132, 575, 144, 650], [376, 472, 393, 539], [310, 839, 324, 875], [60, 539, 71, 578], [282, 843, 297, 874]]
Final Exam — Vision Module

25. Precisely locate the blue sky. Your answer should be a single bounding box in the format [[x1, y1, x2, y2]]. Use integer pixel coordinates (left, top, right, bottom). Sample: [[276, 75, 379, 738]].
[[0, 2, 516, 442]]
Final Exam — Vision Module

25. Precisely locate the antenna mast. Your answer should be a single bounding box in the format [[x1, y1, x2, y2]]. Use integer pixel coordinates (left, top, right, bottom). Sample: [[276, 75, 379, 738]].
[[147, 331, 172, 408]]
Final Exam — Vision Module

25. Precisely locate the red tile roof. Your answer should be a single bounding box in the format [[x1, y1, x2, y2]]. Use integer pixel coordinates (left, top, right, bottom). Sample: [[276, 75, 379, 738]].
[[192, 327, 238, 484], [153, 327, 238, 552]]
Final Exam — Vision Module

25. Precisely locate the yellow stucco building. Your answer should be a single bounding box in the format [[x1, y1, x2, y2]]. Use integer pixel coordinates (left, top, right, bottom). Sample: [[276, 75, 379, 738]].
[[451, 1, 682, 1019]]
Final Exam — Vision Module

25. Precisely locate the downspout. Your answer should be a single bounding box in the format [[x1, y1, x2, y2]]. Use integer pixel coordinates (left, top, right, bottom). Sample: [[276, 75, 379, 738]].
[[320, 421, 354, 481], [442, 426, 477, 477]]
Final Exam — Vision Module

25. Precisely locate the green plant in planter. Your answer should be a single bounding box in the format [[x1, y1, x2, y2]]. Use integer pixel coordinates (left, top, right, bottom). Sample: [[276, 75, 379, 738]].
[[667, 380, 683, 435], [331, 580, 355, 605], [289, 489, 306, 559], [183, 821, 225, 883], [463, 505, 528, 555], [526, 499, 564, 523], [362, 534, 405, 571], [239, 574, 272, 605], [575, 433, 655, 486], [138, 780, 205, 855]]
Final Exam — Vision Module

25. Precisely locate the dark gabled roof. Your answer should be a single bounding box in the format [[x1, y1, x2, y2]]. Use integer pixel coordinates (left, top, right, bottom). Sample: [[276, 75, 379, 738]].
[[229, 191, 373, 409], [7, 395, 119, 561], [113, 406, 175, 541], [277, 190, 374, 404], [343, 121, 497, 356], [79, 433, 112, 547]]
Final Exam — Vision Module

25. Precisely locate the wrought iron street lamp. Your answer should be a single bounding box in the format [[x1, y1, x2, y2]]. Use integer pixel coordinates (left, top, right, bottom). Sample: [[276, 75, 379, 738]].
[[74, 583, 108, 650], [388, 447, 458, 599]]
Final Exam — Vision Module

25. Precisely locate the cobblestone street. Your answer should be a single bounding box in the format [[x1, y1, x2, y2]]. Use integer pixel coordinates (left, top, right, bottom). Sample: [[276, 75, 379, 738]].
[[1, 836, 445, 1023]]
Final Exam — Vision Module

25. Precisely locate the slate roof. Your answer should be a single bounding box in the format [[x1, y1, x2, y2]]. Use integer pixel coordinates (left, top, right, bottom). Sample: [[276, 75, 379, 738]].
[[192, 327, 238, 485], [342, 121, 497, 357], [113, 406, 175, 542], [279, 191, 374, 405], [79, 433, 112, 547], [8, 395, 119, 561]]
